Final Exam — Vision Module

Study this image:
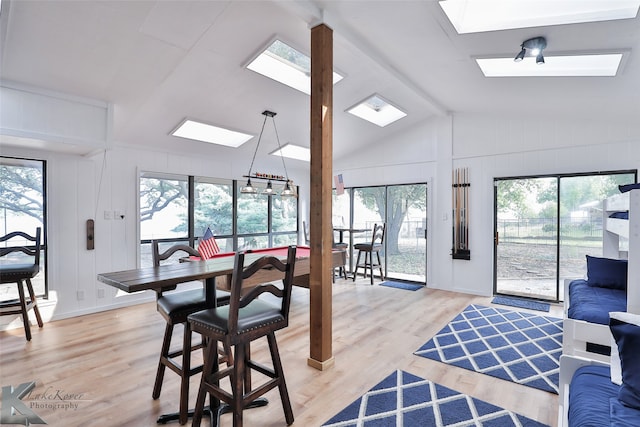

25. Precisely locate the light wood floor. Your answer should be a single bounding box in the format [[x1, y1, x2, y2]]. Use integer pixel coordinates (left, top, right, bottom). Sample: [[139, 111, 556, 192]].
[[0, 278, 563, 427]]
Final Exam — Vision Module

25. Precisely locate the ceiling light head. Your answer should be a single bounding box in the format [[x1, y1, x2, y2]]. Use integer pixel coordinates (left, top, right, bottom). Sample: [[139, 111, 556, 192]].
[[240, 178, 257, 194], [262, 180, 275, 195], [514, 36, 547, 63], [281, 181, 296, 197]]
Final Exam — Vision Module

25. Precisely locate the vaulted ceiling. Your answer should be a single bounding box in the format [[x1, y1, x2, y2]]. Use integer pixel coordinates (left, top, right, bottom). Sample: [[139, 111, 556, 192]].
[[1, 1, 639, 167]]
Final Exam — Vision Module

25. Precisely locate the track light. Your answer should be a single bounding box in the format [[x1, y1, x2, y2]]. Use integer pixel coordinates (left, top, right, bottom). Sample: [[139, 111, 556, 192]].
[[514, 36, 547, 64]]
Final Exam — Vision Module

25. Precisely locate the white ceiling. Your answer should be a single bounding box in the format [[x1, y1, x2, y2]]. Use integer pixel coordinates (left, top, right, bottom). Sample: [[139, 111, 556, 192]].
[[1, 0, 639, 165]]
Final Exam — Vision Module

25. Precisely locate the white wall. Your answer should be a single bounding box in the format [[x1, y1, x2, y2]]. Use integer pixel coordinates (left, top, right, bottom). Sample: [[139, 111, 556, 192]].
[[2, 94, 640, 328], [0, 139, 310, 329], [335, 113, 640, 297]]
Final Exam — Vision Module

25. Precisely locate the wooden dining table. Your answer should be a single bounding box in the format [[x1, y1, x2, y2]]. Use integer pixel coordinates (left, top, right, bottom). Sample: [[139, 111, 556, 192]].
[[97, 245, 344, 424], [332, 227, 368, 275], [97, 245, 345, 298]]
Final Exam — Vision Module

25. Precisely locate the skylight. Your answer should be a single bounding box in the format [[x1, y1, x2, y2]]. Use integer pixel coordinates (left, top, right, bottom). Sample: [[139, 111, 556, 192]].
[[246, 39, 344, 95], [346, 95, 407, 127], [171, 119, 253, 148], [270, 143, 310, 162], [440, 0, 640, 34], [476, 54, 623, 77]]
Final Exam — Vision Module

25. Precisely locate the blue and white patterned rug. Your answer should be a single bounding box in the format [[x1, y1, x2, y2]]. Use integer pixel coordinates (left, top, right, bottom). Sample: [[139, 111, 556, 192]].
[[414, 304, 562, 394], [491, 296, 550, 313], [322, 370, 549, 426], [379, 281, 423, 291]]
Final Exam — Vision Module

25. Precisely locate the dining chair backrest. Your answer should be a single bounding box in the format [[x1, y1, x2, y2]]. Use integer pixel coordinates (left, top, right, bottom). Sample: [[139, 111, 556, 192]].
[[0, 227, 43, 340], [227, 245, 297, 338], [303, 221, 310, 245], [151, 240, 202, 296], [151, 241, 200, 267], [0, 227, 41, 269], [370, 223, 385, 247]]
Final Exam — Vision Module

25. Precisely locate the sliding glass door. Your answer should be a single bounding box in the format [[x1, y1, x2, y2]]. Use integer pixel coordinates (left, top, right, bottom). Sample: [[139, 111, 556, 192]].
[[558, 174, 635, 299], [495, 177, 558, 300], [348, 183, 427, 283], [494, 171, 636, 301], [387, 184, 427, 282]]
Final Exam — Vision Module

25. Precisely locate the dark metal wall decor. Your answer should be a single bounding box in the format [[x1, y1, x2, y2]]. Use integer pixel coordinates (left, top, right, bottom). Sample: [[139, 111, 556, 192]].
[[452, 167, 470, 260]]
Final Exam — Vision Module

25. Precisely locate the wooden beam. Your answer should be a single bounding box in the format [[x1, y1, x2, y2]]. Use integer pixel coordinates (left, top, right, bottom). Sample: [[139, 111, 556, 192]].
[[308, 23, 334, 370]]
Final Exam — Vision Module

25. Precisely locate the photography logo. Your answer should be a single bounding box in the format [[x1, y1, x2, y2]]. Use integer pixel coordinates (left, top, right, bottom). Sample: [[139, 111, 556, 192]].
[[1, 381, 47, 425]]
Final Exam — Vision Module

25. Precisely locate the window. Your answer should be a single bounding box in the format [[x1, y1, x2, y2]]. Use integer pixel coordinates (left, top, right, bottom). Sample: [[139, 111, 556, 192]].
[[237, 184, 269, 236], [140, 172, 298, 265], [439, 0, 640, 34], [494, 170, 636, 301], [195, 178, 233, 252], [271, 194, 298, 247], [140, 173, 189, 241], [170, 119, 253, 148], [332, 183, 428, 283], [346, 94, 407, 127], [0, 156, 47, 300], [246, 38, 344, 95]]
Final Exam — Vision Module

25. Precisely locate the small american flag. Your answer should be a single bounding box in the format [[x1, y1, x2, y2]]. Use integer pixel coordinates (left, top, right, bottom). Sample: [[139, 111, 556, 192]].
[[334, 174, 344, 195], [198, 227, 220, 259]]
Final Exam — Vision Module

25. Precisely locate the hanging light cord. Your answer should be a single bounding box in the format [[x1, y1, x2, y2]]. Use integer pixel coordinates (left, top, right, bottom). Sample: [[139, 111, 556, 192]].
[[271, 116, 289, 182], [246, 113, 269, 177]]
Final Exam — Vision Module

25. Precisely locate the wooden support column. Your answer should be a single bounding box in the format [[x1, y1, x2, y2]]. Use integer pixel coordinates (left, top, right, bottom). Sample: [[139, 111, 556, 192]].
[[307, 23, 334, 371]]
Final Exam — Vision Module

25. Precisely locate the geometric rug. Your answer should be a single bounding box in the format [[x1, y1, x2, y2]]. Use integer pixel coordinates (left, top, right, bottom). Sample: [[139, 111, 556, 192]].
[[491, 296, 550, 312], [414, 304, 562, 394], [321, 370, 550, 426]]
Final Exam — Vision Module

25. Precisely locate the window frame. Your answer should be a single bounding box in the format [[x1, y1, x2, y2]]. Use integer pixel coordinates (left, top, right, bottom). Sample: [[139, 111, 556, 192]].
[[139, 171, 299, 266], [0, 156, 48, 300]]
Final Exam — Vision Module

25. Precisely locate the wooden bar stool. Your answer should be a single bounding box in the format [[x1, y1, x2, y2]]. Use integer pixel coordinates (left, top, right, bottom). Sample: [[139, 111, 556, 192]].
[[0, 228, 43, 341], [151, 241, 231, 425], [352, 223, 385, 285], [306, 221, 347, 281], [188, 246, 297, 427], [332, 233, 348, 281]]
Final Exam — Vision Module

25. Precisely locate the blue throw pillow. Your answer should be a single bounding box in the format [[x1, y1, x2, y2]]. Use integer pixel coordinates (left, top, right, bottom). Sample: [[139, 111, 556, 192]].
[[586, 255, 627, 290], [609, 312, 640, 410], [619, 183, 640, 193], [610, 397, 640, 425], [609, 211, 629, 220]]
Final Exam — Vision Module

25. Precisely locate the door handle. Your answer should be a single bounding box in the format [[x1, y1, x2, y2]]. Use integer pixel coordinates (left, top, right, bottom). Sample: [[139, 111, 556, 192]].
[[495, 232, 499, 245]]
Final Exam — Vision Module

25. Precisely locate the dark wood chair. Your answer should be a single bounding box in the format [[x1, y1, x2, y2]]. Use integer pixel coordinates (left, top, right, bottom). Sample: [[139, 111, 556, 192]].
[[305, 220, 347, 281], [332, 233, 348, 281], [352, 223, 385, 285], [0, 228, 43, 341], [151, 240, 231, 425], [188, 245, 297, 427], [303, 220, 310, 245]]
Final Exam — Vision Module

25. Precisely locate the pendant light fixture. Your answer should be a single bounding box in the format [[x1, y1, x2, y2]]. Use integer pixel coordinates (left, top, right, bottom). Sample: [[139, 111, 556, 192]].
[[240, 110, 297, 197]]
